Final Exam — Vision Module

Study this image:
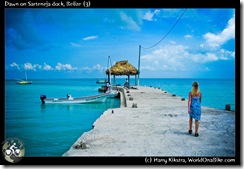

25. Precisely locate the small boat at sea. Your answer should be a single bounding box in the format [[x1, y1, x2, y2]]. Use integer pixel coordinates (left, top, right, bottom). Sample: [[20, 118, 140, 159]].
[[16, 72, 32, 84], [17, 80, 32, 84], [40, 93, 110, 104], [96, 79, 106, 84]]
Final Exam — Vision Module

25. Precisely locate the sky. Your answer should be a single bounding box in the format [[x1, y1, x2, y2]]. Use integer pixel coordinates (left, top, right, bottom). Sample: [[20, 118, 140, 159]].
[[4, 8, 236, 79]]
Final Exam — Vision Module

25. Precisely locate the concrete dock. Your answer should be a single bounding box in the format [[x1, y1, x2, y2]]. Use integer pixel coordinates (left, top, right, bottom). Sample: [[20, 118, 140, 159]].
[[63, 86, 235, 157]]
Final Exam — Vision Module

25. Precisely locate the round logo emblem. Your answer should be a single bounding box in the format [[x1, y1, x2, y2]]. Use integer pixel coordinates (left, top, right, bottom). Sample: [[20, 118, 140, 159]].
[[2, 138, 25, 163]]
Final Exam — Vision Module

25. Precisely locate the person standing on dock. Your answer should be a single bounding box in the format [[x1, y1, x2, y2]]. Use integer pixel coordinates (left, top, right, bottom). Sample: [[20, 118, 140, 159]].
[[188, 81, 202, 137], [124, 78, 130, 89], [105, 82, 112, 93]]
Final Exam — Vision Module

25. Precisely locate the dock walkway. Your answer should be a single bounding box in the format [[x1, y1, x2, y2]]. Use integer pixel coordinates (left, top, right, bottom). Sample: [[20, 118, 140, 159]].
[[63, 86, 235, 157]]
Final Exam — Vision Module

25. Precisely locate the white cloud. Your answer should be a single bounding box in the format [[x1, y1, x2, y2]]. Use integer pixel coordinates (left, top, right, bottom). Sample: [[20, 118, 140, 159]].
[[184, 34, 193, 39], [141, 45, 190, 71], [203, 16, 235, 47], [80, 66, 91, 71], [24, 62, 42, 71], [143, 9, 160, 21], [192, 53, 218, 63], [219, 49, 235, 60], [10, 62, 20, 70], [79, 64, 105, 73], [24, 63, 34, 70], [82, 36, 98, 41], [231, 51, 235, 58], [120, 12, 141, 31], [55, 63, 77, 71], [43, 63, 52, 70], [8, 62, 107, 73], [140, 42, 235, 72], [92, 64, 104, 72]]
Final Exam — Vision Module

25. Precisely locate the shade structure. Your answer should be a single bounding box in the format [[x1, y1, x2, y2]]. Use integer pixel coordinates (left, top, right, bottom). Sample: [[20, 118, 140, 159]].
[[105, 60, 138, 76], [105, 60, 139, 86]]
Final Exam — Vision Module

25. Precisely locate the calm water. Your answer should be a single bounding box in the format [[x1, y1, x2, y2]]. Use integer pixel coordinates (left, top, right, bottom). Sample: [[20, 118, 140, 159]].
[[4, 78, 235, 157]]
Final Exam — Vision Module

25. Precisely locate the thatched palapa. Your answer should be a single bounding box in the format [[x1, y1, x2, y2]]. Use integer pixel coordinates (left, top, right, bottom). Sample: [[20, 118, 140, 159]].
[[105, 60, 138, 86], [106, 60, 138, 76]]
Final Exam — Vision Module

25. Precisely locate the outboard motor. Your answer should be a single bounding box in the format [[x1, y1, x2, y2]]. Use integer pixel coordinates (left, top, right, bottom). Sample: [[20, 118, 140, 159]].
[[40, 95, 47, 104]]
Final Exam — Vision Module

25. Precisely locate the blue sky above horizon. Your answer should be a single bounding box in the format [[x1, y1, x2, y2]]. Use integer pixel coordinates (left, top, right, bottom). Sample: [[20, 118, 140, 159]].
[[5, 8, 235, 80]]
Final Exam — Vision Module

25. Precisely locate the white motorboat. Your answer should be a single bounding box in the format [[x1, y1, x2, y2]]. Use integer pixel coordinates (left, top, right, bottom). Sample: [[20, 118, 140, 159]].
[[40, 93, 109, 104]]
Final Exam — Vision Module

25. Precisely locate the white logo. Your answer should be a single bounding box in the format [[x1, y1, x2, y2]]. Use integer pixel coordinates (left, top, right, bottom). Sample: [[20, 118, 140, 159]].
[[2, 138, 25, 163]]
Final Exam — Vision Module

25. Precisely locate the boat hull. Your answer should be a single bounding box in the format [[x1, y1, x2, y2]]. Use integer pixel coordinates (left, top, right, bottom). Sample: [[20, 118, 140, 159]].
[[17, 80, 32, 84], [96, 80, 106, 84], [106, 91, 120, 98], [40, 93, 108, 104]]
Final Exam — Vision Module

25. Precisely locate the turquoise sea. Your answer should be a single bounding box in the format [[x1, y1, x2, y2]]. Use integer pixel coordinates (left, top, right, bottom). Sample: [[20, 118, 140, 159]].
[[4, 78, 235, 157]]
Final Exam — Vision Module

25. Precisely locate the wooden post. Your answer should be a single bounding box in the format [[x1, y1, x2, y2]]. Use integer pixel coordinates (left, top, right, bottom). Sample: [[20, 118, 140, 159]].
[[135, 75, 137, 86], [128, 75, 130, 86], [137, 45, 141, 86], [225, 104, 231, 111], [113, 75, 116, 86]]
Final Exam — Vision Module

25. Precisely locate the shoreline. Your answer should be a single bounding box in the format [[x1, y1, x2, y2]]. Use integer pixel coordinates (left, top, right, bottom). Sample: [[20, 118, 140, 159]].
[[63, 86, 235, 157]]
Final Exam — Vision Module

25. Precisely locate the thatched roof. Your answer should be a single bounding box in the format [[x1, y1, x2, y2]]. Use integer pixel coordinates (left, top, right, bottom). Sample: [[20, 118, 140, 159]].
[[106, 60, 138, 76]]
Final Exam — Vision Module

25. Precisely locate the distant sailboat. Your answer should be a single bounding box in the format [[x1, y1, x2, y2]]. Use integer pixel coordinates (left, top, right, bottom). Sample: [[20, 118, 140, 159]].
[[96, 79, 106, 84], [17, 71, 32, 84]]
